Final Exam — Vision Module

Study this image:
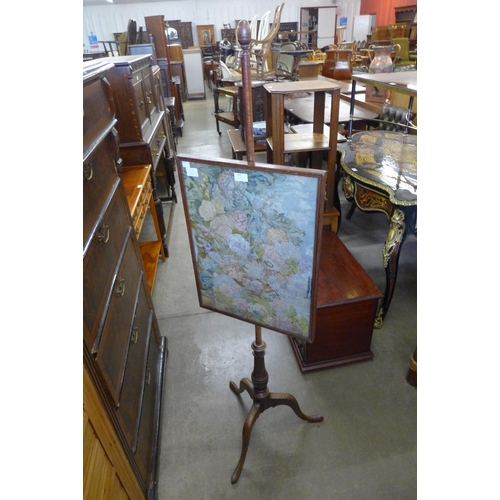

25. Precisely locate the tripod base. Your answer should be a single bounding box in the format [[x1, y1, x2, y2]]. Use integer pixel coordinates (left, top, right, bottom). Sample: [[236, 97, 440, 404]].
[[229, 377, 324, 484]]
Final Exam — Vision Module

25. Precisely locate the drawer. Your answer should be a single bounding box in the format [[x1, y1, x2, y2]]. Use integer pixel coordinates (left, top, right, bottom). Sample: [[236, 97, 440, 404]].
[[83, 133, 120, 247], [83, 186, 131, 352], [133, 200, 149, 238], [94, 233, 144, 407], [149, 119, 167, 170], [116, 278, 153, 450], [134, 319, 164, 487], [134, 178, 153, 237]]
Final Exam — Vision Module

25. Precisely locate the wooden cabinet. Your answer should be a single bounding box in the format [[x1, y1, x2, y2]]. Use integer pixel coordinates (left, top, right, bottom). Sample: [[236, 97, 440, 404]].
[[289, 231, 382, 372], [83, 59, 168, 500], [105, 54, 174, 257], [180, 21, 194, 49]]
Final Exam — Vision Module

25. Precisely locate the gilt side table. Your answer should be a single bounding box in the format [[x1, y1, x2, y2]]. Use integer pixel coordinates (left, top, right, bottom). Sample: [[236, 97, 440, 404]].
[[338, 129, 417, 327]]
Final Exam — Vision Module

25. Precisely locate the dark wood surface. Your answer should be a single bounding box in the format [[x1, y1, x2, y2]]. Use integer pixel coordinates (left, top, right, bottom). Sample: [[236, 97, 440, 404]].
[[289, 230, 382, 371], [83, 59, 168, 499], [338, 130, 417, 326], [285, 92, 379, 124]]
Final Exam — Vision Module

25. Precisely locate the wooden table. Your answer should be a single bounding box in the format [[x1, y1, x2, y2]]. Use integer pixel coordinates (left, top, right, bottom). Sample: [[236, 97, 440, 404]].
[[338, 130, 417, 327], [285, 92, 379, 125], [348, 71, 417, 137]]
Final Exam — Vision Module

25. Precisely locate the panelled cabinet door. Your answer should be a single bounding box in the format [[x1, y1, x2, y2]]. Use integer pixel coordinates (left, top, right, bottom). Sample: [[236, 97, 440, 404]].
[[132, 76, 151, 138], [94, 233, 143, 406], [83, 185, 130, 352], [116, 280, 154, 450], [134, 322, 163, 487]]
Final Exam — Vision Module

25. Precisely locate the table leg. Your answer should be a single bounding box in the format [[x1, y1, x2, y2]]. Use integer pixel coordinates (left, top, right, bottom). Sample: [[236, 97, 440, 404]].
[[375, 206, 416, 328]]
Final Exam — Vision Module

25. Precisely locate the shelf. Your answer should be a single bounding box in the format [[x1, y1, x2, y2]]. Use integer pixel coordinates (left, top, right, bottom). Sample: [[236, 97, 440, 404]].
[[139, 241, 163, 293], [121, 164, 166, 294], [263, 79, 342, 231], [268, 133, 330, 153]]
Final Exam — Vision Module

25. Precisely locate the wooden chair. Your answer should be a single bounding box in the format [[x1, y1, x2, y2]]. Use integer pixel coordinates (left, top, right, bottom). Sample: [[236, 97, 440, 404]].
[[248, 3, 284, 78], [392, 37, 416, 67]]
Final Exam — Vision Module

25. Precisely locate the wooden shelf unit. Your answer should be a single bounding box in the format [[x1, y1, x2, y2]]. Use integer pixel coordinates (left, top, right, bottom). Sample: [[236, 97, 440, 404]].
[[264, 79, 342, 231], [121, 163, 166, 294]]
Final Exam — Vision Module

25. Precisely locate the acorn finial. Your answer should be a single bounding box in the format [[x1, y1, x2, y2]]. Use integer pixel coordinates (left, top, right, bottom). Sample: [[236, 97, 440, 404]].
[[237, 19, 251, 48]]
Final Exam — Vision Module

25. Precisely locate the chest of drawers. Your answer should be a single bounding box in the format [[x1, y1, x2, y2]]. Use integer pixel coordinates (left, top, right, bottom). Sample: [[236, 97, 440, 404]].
[[83, 59, 168, 500]]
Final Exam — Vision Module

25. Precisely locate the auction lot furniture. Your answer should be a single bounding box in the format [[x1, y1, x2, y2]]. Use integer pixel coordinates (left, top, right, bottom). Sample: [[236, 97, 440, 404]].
[[289, 230, 382, 372], [338, 130, 417, 327], [83, 59, 167, 499]]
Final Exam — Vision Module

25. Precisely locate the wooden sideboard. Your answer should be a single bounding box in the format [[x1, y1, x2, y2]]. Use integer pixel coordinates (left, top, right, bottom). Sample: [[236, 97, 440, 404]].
[[83, 59, 168, 500]]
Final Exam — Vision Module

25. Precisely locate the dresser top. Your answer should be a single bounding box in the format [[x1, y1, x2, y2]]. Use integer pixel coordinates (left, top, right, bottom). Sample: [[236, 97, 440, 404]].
[[83, 59, 115, 85], [105, 54, 153, 67]]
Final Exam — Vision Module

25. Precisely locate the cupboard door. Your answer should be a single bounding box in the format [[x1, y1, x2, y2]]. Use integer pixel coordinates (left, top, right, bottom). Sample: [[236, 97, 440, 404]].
[[94, 234, 143, 407], [116, 279, 153, 450], [133, 77, 150, 138], [142, 69, 159, 121], [134, 322, 163, 487]]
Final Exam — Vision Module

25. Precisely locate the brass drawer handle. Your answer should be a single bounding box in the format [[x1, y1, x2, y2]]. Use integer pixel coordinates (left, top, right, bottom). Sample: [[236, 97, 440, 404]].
[[97, 224, 109, 243], [138, 99, 144, 110], [131, 326, 139, 344], [115, 277, 125, 297], [83, 162, 93, 181], [152, 148, 159, 157], [146, 91, 152, 104]]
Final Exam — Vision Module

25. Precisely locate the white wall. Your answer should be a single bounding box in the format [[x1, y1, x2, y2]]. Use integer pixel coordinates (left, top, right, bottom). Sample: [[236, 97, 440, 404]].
[[83, 0, 361, 52]]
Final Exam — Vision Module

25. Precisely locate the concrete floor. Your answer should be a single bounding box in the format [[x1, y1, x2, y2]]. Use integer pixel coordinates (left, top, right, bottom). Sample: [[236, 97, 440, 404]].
[[147, 89, 417, 499]]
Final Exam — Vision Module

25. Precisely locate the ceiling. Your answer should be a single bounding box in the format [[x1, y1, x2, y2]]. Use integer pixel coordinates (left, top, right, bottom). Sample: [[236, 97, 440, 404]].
[[83, 0, 188, 4]]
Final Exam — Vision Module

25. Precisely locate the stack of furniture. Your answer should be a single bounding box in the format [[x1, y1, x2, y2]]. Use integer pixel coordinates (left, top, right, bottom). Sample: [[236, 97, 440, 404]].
[[145, 14, 185, 138], [103, 54, 174, 258], [166, 19, 194, 49], [83, 59, 168, 500]]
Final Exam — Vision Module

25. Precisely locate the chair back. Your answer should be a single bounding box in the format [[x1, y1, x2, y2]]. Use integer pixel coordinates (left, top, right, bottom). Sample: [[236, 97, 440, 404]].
[[250, 15, 259, 40], [258, 11, 271, 41], [392, 37, 410, 62], [219, 60, 233, 79], [379, 104, 416, 132]]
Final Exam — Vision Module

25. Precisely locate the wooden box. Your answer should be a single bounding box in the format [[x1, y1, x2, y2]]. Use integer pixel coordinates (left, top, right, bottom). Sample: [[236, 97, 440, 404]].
[[289, 231, 382, 372]]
